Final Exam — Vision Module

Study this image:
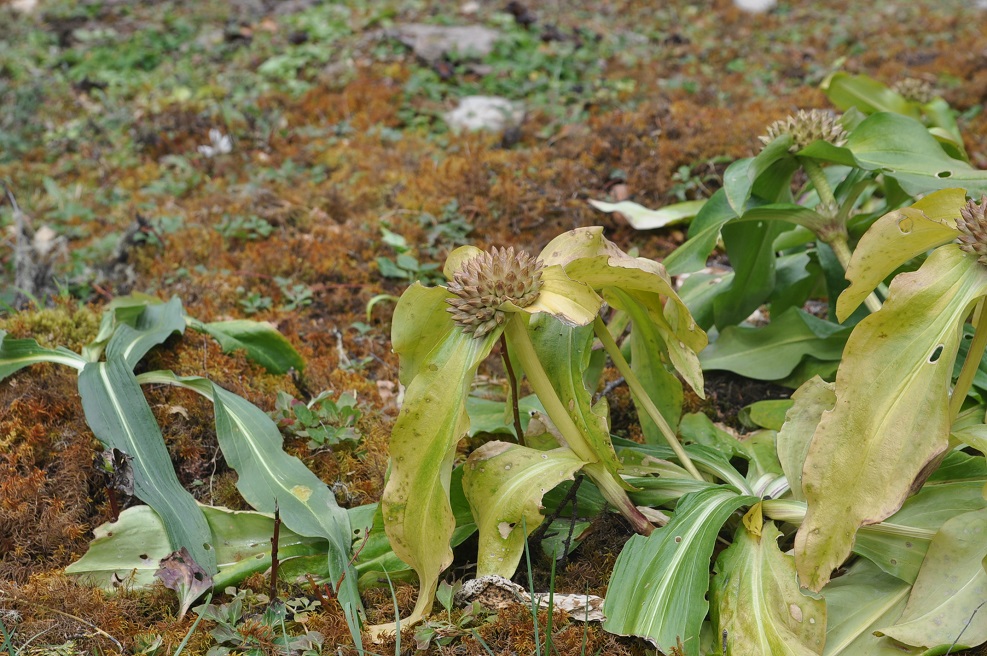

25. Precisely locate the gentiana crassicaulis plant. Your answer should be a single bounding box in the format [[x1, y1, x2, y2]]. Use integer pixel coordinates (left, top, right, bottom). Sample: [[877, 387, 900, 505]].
[[794, 188, 987, 592], [377, 227, 707, 634]]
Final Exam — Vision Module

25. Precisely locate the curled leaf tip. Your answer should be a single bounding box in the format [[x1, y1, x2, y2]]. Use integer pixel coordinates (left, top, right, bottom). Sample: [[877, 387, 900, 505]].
[[759, 108, 847, 152], [446, 246, 544, 338]]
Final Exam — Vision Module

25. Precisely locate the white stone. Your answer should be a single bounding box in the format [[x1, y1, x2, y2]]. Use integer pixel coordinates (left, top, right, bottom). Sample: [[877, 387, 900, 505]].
[[734, 0, 777, 13], [444, 96, 524, 133]]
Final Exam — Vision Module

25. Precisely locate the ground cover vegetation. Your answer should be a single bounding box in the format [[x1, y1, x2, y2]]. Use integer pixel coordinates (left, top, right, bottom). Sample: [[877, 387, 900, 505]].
[[2, 0, 987, 654]]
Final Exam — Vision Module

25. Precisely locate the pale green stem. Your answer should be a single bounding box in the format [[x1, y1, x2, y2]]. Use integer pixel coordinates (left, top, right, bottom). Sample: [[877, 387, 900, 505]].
[[800, 157, 836, 207], [503, 315, 654, 536], [951, 298, 987, 421], [592, 316, 704, 481], [826, 233, 883, 315]]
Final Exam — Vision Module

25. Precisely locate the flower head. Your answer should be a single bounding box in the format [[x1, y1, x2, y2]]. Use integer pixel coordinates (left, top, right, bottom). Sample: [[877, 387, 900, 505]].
[[893, 78, 937, 105], [446, 247, 544, 338], [759, 109, 848, 153], [956, 196, 987, 265]]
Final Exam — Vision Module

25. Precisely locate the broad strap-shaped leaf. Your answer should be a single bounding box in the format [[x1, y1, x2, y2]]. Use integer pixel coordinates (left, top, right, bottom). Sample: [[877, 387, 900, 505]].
[[79, 359, 217, 573], [390, 282, 457, 387], [846, 113, 987, 196], [135, 370, 365, 645], [712, 520, 826, 655], [588, 198, 705, 230], [855, 473, 987, 584], [628, 305, 684, 439], [540, 227, 706, 392], [713, 219, 791, 328], [700, 309, 849, 381], [777, 378, 835, 503], [723, 135, 794, 215], [104, 296, 186, 369], [837, 189, 965, 321], [67, 505, 329, 589], [822, 72, 920, 118], [462, 442, 584, 577], [664, 189, 738, 275], [186, 318, 305, 374], [821, 558, 918, 656], [879, 507, 987, 649], [82, 293, 164, 362], [603, 487, 757, 656], [0, 330, 86, 378], [379, 328, 498, 630], [796, 245, 987, 591], [527, 315, 621, 478]]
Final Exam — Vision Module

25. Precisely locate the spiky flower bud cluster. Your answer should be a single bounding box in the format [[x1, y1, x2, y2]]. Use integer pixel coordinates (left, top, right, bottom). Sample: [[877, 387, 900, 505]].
[[759, 109, 848, 153], [893, 78, 937, 105], [446, 246, 544, 338], [957, 196, 987, 265]]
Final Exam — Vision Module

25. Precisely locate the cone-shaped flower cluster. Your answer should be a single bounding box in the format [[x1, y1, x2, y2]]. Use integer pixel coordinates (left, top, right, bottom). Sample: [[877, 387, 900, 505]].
[[893, 77, 936, 105], [759, 109, 848, 153], [956, 196, 987, 266], [446, 246, 544, 338]]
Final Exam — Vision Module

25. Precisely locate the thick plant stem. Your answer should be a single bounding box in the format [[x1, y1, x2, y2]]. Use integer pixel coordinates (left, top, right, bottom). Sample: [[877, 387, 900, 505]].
[[951, 299, 987, 420], [826, 234, 883, 315], [503, 316, 654, 536], [592, 317, 704, 481], [800, 157, 836, 207]]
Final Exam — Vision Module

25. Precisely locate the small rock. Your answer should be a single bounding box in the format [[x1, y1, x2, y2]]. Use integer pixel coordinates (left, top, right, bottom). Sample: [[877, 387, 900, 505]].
[[445, 96, 524, 133], [733, 0, 777, 13], [388, 23, 500, 63]]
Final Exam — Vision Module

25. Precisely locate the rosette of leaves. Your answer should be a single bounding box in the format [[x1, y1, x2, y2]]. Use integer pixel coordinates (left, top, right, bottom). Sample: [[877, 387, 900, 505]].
[[793, 188, 987, 612], [0, 295, 365, 649], [377, 227, 707, 633], [665, 107, 987, 344]]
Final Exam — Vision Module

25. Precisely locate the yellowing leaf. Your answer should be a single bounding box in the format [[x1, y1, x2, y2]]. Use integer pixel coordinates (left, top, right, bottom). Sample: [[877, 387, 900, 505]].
[[462, 442, 584, 576], [796, 246, 987, 591], [838, 189, 965, 321], [712, 521, 826, 656]]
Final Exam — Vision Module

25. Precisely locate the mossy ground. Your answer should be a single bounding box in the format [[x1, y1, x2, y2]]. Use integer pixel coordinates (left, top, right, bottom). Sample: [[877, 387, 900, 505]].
[[1, 0, 986, 653]]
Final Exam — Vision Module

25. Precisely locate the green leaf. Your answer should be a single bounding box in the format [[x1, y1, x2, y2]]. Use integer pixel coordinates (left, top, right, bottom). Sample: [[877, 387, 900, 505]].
[[390, 282, 457, 387], [664, 189, 738, 276], [822, 72, 919, 118], [796, 246, 987, 591], [700, 308, 849, 381], [68, 505, 337, 591], [187, 318, 305, 374], [837, 189, 964, 321], [464, 394, 544, 438], [846, 113, 987, 196], [879, 508, 987, 649], [83, 293, 164, 362], [79, 359, 216, 573], [628, 307, 684, 439], [713, 219, 790, 328], [777, 378, 835, 503], [379, 327, 498, 629], [0, 330, 86, 378], [740, 399, 793, 431], [712, 521, 826, 655], [854, 475, 987, 583], [136, 371, 364, 644], [821, 558, 919, 655], [527, 316, 622, 478], [724, 136, 795, 216], [462, 442, 584, 577], [104, 296, 186, 369], [588, 198, 705, 230], [603, 487, 757, 656]]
